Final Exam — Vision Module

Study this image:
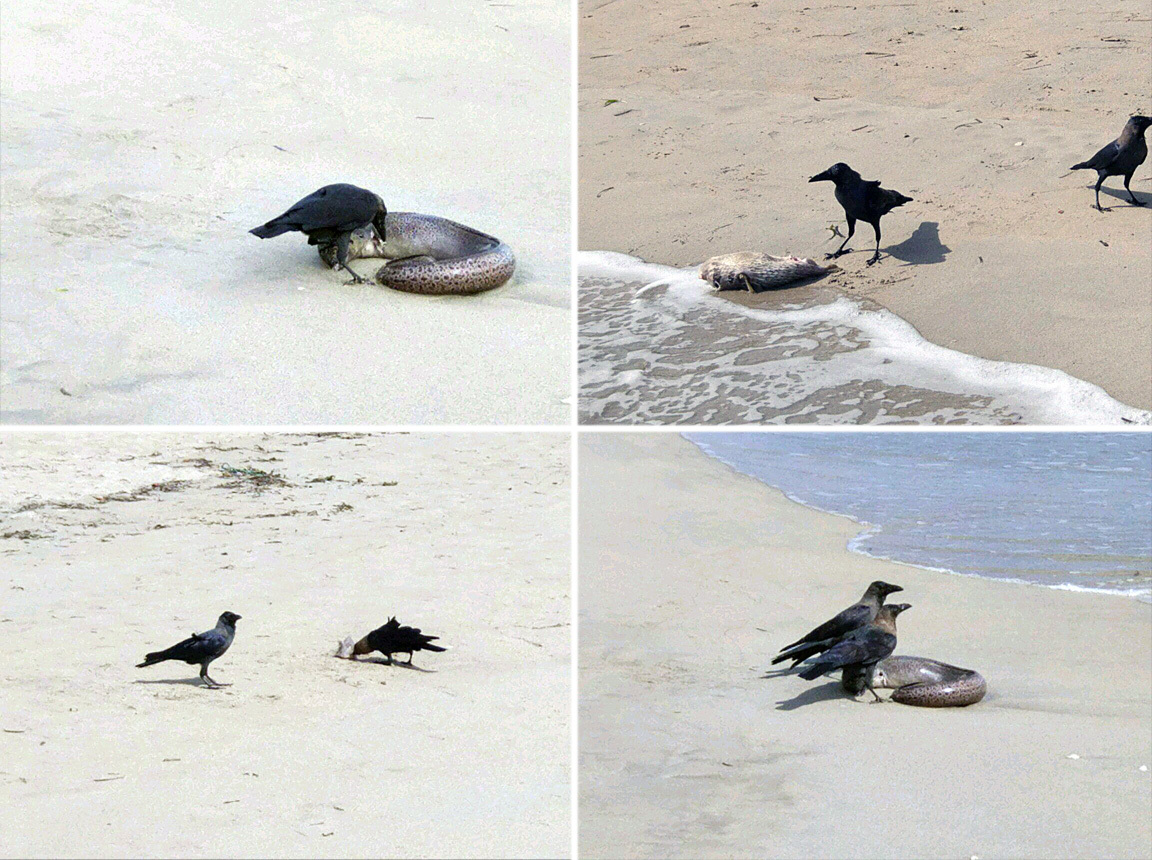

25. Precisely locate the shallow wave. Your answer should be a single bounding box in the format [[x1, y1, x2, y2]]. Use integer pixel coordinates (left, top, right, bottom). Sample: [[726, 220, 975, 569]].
[[579, 251, 1151, 426], [688, 433, 1152, 603]]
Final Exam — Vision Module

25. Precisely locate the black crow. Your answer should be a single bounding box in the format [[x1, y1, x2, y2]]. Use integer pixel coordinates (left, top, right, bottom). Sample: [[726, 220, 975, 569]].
[[1070, 115, 1152, 211], [797, 603, 910, 701], [136, 612, 241, 688], [250, 183, 387, 283], [809, 163, 913, 265], [349, 616, 446, 665], [771, 580, 903, 668]]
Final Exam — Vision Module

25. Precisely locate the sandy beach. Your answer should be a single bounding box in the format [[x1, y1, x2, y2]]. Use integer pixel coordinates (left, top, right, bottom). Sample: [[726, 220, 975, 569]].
[[1, 0, 570, 424], [0, 432, 570, 858], [579, 433, 1152, 859], [579, 0, 1152, 411]]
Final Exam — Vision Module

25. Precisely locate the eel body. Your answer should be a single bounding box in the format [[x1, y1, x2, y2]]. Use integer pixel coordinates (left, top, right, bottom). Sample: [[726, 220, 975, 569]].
[[841, 655, 987, 707], [320, 211, 515, 295]]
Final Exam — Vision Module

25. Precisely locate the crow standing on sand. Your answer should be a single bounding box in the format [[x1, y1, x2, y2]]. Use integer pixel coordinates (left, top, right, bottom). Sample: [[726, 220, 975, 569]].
[[347, 617, 446, 665], [136, 612, 241, 688], [249, 183, 388, 283], [1070, 115, 1152, 211], [809, 163, 913, 265], [772, 580, 903, 668], [797, 603, 910, 701]]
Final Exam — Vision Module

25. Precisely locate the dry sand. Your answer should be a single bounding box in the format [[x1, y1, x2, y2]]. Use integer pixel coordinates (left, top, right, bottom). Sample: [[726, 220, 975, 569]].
[[0, 432, 570, 858], [579, 0, 1152, 410], [579, 433, 1152, 859], [1, 0, 570, 424]]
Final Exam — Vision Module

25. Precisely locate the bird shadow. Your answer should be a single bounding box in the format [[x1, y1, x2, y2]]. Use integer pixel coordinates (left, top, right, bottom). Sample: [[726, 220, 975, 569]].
[[348, 657, 437, 673], [133, 678, 217, 687], [774, 682, 852, 711], [884, 221, 950, 265], [1098, 187, 1151, 207]]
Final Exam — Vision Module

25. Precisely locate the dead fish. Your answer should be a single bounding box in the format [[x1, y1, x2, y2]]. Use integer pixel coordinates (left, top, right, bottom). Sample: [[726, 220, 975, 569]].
[[699, 252, 835, 293]]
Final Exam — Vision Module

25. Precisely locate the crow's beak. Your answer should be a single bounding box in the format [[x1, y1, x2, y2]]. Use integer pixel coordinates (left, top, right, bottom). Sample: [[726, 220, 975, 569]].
[[809, 171, 831, 183]]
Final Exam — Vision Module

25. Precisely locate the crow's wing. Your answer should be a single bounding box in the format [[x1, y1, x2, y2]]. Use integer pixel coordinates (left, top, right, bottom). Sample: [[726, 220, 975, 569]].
[[777, 602, 871, 654]]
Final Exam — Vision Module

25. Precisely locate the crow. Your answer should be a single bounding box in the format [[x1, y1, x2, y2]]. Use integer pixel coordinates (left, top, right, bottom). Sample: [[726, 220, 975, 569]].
[[771, 580, 903, 668], [136, 612, 241, 688], [249, 183, 388, 283], [797, 603, 910, 701], [349, 616, 446, 665], [1070, 115, 1152, 211], [809, 163, 913, 265]]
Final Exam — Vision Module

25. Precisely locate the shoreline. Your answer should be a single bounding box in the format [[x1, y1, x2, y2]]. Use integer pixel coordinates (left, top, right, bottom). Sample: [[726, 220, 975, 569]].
[[685, 432, 1152, 602], [579, 433, 1151, 859], [578, 0, 1152, 411], [578, 252, 1151, 425]]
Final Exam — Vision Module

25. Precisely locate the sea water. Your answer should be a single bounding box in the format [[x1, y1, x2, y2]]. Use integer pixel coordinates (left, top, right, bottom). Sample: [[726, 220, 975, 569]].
[[580, 252, 1151, 425], [688, 431, 1152, 601]]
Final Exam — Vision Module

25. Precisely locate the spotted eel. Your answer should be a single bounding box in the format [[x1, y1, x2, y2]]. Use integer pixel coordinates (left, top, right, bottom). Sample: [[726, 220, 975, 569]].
[[319, 212, 515, 295], [842, 655, 987, 707]]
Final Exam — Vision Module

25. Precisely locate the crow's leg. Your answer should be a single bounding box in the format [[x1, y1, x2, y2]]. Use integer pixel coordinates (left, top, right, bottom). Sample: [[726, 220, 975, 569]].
[[827, 218, 855, 259], [384, 653, 394, 665], [1124, 173, 1145, 206], [864, 680, 884, 702], [866, 222, 883, 266], [404, 652, 414, 665], [1093, 173, 1109, 211], [200, 665, 229, 688], [336, 232, 370, 284]]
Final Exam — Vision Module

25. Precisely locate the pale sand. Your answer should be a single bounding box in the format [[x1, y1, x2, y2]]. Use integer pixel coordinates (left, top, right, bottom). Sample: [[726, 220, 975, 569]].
[[1, 0, 569, 424], [579, 434, 1152, 859], [0, 432, 569, 859], [579, 0, 1152, 410]]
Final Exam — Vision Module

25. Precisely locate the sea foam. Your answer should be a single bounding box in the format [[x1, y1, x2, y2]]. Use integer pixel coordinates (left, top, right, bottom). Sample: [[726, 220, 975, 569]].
[[580, 252, 1151, 426]]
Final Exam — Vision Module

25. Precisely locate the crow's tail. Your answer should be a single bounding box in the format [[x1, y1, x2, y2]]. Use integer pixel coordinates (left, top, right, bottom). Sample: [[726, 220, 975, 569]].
[[249, 221, 294, 239], [136, 648, 173, 667], [1069, 161, 1091, 171], [797, 661, 831, 681]]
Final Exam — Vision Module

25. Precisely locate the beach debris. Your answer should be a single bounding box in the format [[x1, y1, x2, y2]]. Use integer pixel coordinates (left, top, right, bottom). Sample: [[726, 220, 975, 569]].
[[219, 464, 290, 490], [93, 774, 124, 782], [699, 252, 835, 292], [1066, 753, 1080, 759], [1140, 765, 1148, 772]]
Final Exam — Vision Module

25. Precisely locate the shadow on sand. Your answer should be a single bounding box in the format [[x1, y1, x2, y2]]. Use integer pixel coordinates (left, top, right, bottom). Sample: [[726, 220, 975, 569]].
[[884, 221, 950, 265]]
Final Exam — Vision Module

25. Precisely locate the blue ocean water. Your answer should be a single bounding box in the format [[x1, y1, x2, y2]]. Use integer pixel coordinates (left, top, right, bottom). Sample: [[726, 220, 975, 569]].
[[688, 432, 1152, 600]]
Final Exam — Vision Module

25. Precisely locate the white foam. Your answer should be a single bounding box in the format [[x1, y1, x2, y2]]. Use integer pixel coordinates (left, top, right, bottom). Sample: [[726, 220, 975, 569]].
[[580, 251, 1151, 426]]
